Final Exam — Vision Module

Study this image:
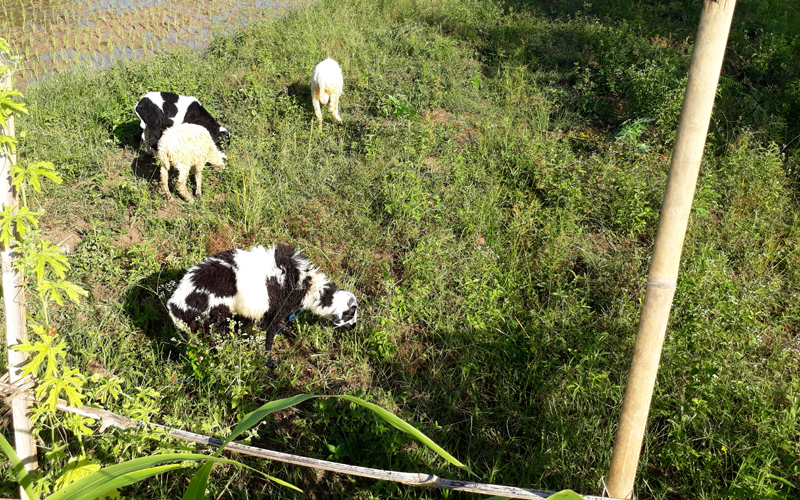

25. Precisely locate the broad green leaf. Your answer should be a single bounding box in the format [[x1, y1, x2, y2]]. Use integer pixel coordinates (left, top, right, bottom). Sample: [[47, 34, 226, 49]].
[[24, 240, 70, 282], [54, 459, 102, 490], [0, 433, 40, 500], [0, 90, 28, 120], [220, 393, 316, 454], [52, 464, 184, 500], [336, 394, 471, 474], [36, 366, 86, 410], [187, 392, 469, 499], [548, 490, 585, 500], [0, 205, 40, 247], [49, 453, 242, 500], [183, 393, 315, 499], [13, 331, 68, 379], [0, 134, 17, 153], [181, 461, 214, 500], [37, 279, 88, 306], [11, 161, 62, 193]]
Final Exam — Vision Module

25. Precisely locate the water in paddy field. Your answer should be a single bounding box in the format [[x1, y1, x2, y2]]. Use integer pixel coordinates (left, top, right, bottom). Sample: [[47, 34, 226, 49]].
[[0, 0, 304, 88]]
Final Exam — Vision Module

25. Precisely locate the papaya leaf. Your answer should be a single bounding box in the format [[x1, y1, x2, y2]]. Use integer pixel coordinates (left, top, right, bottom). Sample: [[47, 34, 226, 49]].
[[0, 134, 17, 153], [11, 161, 62, 193], [37, 279, 88, 306], [13, 330, 68, 379], [0, 205, 40, 247], [23, 240, 70, 282], [36, 365, 86, 410], [0, 89, 28, 120]]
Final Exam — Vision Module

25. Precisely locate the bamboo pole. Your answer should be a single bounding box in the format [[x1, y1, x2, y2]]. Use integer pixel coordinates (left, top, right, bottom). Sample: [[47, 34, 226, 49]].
[[1, 65, 38, 500], [606, 1, 736, 498]]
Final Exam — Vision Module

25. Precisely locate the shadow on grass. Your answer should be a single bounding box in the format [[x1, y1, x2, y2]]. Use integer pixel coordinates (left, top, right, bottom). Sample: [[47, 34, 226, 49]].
[[122, 267, 186, 360], [130, 153, 160, 182], [113, 120, 143, 149]]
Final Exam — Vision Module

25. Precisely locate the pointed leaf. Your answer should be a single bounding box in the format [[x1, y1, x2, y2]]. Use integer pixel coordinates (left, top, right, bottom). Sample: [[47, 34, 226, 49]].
[[219, 393, 316, 454], [0, 205, 40, 247], [36, 366, 85, 410], [0, 433, 41, 500], [13, 332, 68, 379], [24, 240, 70, 282], [49, 454, 243, 500], [0, 134, 17, 153], [181, 461, 214, 500], [184, 393, 315, 497], [37, 279, 88, 306], [11, 161, 62, 193], [336, 395, 471, 474]]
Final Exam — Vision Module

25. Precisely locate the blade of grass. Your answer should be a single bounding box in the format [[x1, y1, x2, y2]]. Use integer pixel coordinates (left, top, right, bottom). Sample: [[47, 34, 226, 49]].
[[50, 453, 242, 500], [0, 433, 40, 500], [335, 394, 472, 474], [182, 394, 315, 500]]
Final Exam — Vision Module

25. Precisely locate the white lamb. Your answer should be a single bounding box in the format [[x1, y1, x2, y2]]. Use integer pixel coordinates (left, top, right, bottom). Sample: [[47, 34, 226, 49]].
[[156, 123, 227, 201], [311, 58, 343, 130]]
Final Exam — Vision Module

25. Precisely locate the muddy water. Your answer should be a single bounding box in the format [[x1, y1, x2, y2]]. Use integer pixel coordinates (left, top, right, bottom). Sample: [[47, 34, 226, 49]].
[[0, 0, 303, 87]]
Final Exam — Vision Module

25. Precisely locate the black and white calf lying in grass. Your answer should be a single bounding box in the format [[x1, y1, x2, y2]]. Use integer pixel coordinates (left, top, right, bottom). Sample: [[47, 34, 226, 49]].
[[135, 91, 230, 155], [167, 244, 357, 362]]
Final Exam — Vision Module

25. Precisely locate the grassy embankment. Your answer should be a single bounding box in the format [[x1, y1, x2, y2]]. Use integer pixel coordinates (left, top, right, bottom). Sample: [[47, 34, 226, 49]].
[[2, 0, 799, 498]]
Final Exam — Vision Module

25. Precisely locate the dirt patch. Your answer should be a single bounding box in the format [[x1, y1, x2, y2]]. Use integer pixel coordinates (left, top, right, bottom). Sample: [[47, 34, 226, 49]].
[[426, 108, 453, 125], [40, 218, 93, 254], [114, 222, 145, 249]]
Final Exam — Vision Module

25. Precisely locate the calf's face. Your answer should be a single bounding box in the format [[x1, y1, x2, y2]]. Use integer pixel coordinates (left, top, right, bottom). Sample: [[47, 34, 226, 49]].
[[329, 290, 358, 330]]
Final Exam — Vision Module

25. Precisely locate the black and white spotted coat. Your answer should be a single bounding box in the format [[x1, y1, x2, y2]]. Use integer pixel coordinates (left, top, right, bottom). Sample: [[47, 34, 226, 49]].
[[134, 91, 230, 155], [167, 245, 357, 356]]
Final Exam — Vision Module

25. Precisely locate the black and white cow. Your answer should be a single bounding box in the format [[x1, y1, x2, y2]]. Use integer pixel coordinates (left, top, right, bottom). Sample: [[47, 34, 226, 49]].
[[134, 91, 230, 155], [167, 244, 357, 362]]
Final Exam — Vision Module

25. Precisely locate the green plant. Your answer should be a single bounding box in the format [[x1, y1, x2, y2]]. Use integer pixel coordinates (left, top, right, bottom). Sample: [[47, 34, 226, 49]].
[[0, 432, 271, 500]]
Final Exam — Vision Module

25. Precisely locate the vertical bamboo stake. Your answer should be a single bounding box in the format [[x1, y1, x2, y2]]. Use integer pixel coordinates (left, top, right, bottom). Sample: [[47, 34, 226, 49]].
[[1, 62, 38, 499], [605, 1, 736, 498]]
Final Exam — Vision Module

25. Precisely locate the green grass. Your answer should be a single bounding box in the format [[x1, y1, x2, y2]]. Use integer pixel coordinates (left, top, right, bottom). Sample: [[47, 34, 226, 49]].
[[2, 0, 800, 498]]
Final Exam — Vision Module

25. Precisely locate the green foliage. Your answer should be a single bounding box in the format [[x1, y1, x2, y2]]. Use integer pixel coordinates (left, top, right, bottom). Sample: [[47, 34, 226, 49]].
[[14, 328, 69, 380], [0, 205, 40, 247], [0, 89, 28, 120], [10, 161, 62, 205], [19, 239, 70, 282], [36, 279, 89, 306]]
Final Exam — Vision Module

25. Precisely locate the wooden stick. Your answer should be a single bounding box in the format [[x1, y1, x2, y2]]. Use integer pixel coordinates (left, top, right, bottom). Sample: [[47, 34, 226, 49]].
[[1, 61, 38, 500], [0, 381, 618, 500], [605, 1, 737, 498]]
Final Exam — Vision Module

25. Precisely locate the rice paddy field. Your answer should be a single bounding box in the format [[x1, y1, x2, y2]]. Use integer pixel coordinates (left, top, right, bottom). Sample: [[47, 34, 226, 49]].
[[1, 0, 306, 86], [1, 0, 799, 498]]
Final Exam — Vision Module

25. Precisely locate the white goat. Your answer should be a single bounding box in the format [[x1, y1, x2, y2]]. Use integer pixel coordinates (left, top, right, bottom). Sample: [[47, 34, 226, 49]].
[[156, 123, 227, 201], [311, 58, 343, 130]]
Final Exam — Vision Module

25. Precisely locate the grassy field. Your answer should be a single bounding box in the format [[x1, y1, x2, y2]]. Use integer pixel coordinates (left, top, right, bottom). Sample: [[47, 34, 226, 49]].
[[2, 0, 800, 498]]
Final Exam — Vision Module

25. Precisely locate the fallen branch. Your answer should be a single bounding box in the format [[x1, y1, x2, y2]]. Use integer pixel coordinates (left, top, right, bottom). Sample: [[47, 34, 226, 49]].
[[0, 381, 617, 500]]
